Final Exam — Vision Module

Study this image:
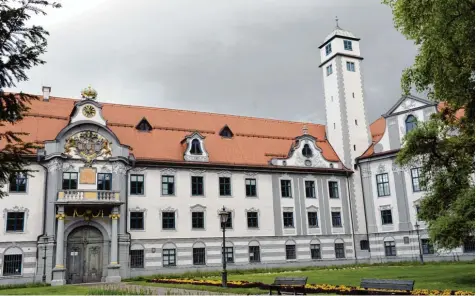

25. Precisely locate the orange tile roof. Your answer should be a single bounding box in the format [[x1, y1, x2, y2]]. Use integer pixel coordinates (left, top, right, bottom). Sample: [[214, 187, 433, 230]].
[[1, 95, 343, 169]]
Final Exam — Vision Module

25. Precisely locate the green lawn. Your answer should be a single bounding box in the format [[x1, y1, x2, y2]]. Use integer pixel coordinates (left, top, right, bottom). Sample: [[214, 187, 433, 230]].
[[0, 261, 474, 295]]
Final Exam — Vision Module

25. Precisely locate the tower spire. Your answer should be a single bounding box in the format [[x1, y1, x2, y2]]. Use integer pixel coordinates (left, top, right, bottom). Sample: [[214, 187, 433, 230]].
[[335, 16, 340, 29]]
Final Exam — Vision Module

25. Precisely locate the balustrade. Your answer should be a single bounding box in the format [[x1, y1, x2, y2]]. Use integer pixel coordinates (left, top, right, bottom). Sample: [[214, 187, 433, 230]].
[[57, 190, 120, 202]]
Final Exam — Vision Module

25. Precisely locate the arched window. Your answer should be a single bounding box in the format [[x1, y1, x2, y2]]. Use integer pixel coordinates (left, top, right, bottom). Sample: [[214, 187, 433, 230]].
[[190, 139, 202, 155], [302, 144, 313, 158], [3, 247, 23, 276], [405, 115, 418, 133]]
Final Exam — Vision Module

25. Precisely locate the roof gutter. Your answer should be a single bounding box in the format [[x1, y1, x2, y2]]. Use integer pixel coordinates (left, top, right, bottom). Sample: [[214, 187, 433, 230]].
[[358, 162, 371, 258]]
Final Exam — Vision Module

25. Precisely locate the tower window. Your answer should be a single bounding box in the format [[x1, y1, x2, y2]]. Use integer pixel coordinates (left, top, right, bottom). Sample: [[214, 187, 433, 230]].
[[353, 145, 356, 151], [331, 96, 333, 102], [190, 139, 203, 155], [325, 43, 332, 55], [355, 119, 358, 125], [326, 64, 333, 76], [405, 115, 418, 133], [302, 144, 313, 158], [344, 40, 353, 51], [352, 92, 355, 98], [346, 62, 355, 72], [333, 123, 336, 129]]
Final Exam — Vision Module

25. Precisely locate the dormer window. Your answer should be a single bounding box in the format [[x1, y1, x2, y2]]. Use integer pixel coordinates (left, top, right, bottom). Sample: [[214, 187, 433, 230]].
[[302, 144, 313, 158], [136, 118, 152, 132], [325, 43, 332, 55], [190, 139, 202, 155], [219, 125, 234, 138]]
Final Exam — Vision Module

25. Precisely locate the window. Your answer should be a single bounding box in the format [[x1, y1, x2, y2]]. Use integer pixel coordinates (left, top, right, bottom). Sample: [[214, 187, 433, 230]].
[[161, 175, 175, 195], [305, 181, 316, 198], [325, 43, 332, 55], [328, 181, 339, 198], [381, 209, 393, 225], [6, 212, 24, 232], [97, 173, 112, 190], [307, 212, 318, 228], [219, 177, 231, 196], [249, 246, 260, 263], [302, 144, 313, 158], [326, 64, 333, 76], [281, 180, 292, 198], [136, 118, 152, 132], [360, 240, 369, 250], [2, 254, 22, 276], [130, 250, 144, 268], [219, 126, 233, 138], [162, 212, 175, 229], [463, 238, 475, 253], [403, 236, 410, 244], [331, 211, 342, 227], [416, 205, 421, 216], [130, 212, 144, 230], [384, 241, 397, 256], [193, 248, 206, 265], [192, 212, 204, 229], [224, 247, 234, 263], [247, 212, 259, 228], [335, 243, 345, 258], [190, 139, 202, 154], [411, 168, 426, 192], [220, 212, 232, 229], [310, 244, 321, 259], [9, 173, 27, 192], [62, 172, 78, 190], [346, 61, 355, 72], [130, 174, 144, 195], [245, 178, 257, 197], [283, 212, 294, 228], [405, 115, 418, 133], [191, 176, 204, 196], [285, 245, 296, 260], [163, 249, 176, 266], [343, 40, 353, 51], [421, 239, 434, 254], [376, 173, 390, 197], [355, 119, 358, 125], [353, 145, 356, 151]]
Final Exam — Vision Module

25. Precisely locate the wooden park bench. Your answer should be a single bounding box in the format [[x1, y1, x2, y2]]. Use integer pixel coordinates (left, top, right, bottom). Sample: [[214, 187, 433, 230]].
[[269, 276, 308, 295], [360, 278, 415, 293]]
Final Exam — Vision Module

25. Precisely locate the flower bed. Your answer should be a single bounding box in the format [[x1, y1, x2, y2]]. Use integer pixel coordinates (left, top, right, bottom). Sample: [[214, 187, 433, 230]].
[[147, 278, 474, 295]]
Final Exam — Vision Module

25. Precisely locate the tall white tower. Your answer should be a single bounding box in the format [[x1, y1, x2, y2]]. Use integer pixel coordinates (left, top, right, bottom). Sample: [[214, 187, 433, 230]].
[[319, 21, 371, 248]]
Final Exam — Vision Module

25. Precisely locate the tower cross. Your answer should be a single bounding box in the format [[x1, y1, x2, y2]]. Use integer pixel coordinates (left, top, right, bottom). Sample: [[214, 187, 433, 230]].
[[335, 16, 340, 28]]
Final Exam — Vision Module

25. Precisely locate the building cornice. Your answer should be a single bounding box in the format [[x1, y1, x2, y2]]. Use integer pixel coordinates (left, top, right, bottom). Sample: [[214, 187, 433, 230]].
[[319, 53, 364, 68]]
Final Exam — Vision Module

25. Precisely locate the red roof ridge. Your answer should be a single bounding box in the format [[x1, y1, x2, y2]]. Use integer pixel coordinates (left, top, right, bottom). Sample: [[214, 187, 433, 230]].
[[26, 113, 69, 120]]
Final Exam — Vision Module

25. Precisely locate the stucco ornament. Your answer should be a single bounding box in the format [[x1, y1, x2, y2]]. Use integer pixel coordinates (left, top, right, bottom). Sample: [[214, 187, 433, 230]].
[[64, 131, 112, 166], [81, 86, 98, 100], [401, 99, 417, 110]]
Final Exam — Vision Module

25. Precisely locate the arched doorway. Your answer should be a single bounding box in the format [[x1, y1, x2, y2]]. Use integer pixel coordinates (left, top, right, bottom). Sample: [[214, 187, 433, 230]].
[[66, 226, 103, 284]]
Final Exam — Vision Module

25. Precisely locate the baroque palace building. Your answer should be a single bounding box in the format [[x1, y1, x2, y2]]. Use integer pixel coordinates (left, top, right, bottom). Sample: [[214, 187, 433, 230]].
[[0, 25, 473, 286]]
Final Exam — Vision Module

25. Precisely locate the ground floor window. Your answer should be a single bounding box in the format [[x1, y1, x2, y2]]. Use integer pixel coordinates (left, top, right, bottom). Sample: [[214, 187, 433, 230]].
[[249, 246, 260, 263], [130, 250, 144, 268], [193, 248, 206, 265], [310, 244, 321, 259], [335, 243, 345, 258], [3, 254, 22, 276], [421, 239, 434, 255], [163, 249, 176, 266], [223, 247, 234, 263], [384, 241, 397, 256], [285, 245, 296, 260], [463, 237, 475, 253]]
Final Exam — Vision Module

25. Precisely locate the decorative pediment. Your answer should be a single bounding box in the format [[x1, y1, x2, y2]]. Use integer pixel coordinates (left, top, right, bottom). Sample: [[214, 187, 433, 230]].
[[377, 164, 386, 174], [182, 132, 209, 162], [270, 135, 337, 168], [64, 131, 112, 166], [161, 206, 177, 213], [47, 159, 63, 172], [190, 204, 206, 212], [245, 207, 260, 213], [383, 95, 436, 118], [161, 168, 177, 175], [112, 162, 128, 175], [190, 169, 206, 176], [379, 204, 392, 210], [306, 205, 319, 212], [62, 163, 76, 173], [217, 171, 232, 177], [3, 206, 29, 218], [99, 165, 112, 173], [330, 207, 341, 211], [129, 206, 147, 213]]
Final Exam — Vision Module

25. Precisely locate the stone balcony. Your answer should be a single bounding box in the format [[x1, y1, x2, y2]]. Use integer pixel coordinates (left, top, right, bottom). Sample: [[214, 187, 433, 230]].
[[56, 190, 123, 205]]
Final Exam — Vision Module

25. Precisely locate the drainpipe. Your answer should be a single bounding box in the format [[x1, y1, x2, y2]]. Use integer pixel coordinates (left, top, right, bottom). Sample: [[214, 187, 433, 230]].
[[345, 173, 357, 261], [358, 161, 372, 259], [36, 150, 48, 283], [124, 156, 135, 278]]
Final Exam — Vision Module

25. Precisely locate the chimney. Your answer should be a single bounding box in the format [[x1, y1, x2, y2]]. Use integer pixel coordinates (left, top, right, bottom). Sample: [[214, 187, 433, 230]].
[[42, 86, 51, 101]]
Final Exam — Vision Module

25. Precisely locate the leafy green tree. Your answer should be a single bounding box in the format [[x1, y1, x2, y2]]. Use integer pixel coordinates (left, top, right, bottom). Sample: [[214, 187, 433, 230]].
[[0, 0, 60, 198], [384, 0, 475, 249]]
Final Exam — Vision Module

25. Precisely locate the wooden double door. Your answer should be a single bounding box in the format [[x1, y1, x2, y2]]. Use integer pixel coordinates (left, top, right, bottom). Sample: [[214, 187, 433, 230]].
[[66, 226, 104, 284]]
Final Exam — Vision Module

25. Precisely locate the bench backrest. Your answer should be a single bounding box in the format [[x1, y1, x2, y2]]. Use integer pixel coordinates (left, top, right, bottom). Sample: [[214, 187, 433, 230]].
[[273, 277, 308, 286], [361, 279, 415, 291]]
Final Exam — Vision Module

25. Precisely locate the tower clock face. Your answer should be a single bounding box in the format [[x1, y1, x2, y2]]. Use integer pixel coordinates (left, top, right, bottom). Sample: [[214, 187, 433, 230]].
[[82, 105, 96, 118]]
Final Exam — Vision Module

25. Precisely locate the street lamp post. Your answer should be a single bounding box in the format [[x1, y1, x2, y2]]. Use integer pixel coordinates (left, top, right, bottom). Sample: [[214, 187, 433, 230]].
[[414, 222, 424, 264], [218, 206, 229, 288]]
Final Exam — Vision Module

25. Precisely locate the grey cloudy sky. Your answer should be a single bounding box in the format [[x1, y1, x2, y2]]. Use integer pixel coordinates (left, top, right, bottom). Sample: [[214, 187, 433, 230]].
[[10, 0, 417, 124]]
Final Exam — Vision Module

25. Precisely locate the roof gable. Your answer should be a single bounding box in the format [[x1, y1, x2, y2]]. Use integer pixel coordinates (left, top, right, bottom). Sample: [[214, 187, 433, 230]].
[[383, 95, 436, 118]]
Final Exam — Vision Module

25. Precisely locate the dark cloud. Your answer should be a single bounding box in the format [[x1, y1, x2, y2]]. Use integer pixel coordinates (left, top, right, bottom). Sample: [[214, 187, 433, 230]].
[[10, 0, 416, 124]]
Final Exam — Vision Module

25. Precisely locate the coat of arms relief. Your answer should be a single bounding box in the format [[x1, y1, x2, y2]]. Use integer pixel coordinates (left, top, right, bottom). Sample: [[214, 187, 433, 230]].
[[64, 131, 112, 166]]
